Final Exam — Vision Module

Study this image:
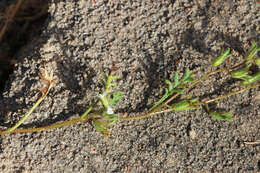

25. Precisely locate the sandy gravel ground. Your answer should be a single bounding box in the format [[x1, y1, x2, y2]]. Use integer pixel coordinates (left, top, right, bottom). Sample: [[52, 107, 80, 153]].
[[0, 0, 260, 172]]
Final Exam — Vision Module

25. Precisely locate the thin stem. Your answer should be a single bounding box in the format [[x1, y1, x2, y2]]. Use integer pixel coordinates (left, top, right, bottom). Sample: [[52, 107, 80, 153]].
[[0, 112, 99, 134], [119, 108, 173, 121], [192, 83, 260, 106], [2, 117, 90, 134], [2, 83, 258, 134], [0, 94, 46, 135], [80, 100, 99, 120]]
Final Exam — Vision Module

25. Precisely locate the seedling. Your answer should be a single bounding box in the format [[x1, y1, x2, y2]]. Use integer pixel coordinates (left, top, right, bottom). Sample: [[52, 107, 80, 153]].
[[0, 41, 259, 141]]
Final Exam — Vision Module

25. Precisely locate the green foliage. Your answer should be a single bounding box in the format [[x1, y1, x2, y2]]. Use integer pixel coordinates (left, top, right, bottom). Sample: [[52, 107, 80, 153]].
[[231, 66, 250, 79], [230, 42, 260, 85], [93, 112, 119, 136], [210, 112, 233, 122], [246, 41, 260, 63], [212, 48, 231, 67], [171, 99, 199, 111], [108, 91, 122, 107], [102, 73, 120, 93], [93, 119, 110, 136], [256, 58, 260, 67], [91, 73, 122, 136], [241, 72, 260, 85], [149, 68, 194, 111]]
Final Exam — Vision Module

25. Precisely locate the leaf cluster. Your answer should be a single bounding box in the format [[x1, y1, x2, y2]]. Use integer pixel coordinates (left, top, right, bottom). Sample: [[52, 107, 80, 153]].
[[93, 73, 122, 136], [231, 41, 260, 85], [149, 68, 194, 111]]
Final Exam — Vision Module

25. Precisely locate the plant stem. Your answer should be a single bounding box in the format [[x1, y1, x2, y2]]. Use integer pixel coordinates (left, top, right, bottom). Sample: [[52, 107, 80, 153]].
[[119, 108, 173, 121], [1, 83, 258, 134], [0, 94, 46, 135], [0, 112, 99, 134], [1, 117, 90, 134], [192, 83, 260, 106], [164, 68, 227, 106], [244, 140, 260, 145], [80, 100, 99, 120]]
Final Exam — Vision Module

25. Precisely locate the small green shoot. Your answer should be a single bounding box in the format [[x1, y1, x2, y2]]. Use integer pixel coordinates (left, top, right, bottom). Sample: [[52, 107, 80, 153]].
[[231, 66, 250, 79], [212, 48, 231, 67], [210, 112, 233, 122], [108, 91, 122, 107], [91, 73, 122, 136], [245, 41, 260, 63], [230, 42, 260, 85], [149, 68, 194, 111], [93, 119, 110, 136], [241, 72, 260, 85], [171, 99, 199, 111], [256, 58, 260, 67]]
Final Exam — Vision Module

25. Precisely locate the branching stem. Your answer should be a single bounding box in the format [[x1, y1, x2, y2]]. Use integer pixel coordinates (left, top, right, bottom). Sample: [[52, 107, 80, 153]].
[[0, 60, 257, 134]]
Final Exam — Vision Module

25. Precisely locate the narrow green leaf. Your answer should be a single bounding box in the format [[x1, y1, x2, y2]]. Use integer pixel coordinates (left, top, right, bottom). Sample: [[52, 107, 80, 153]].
[[246, 41, 260, 62], [212, 48, 231, 67], [93, 120, 110, 136], [173, 72, 179, 88], [210, 112, 233, 121], [182, 68, 190, 81], [242, 72, 260, 85], [231, 66, 249, 79], [108, 91, 122, 107], [165, 80, 173, 91], [256, 58, 260, 67], [149, 92, 169, 111], [176, 84, 184, 89], [190, 98, 197, 103], [171, 89, 184, 94], [171, 100, 199, 111], [181, 68, 193, 83]]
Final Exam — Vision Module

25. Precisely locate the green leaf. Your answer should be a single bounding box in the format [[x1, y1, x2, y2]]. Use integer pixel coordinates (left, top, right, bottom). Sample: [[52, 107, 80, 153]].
[[242, 72, 260, 85], [231, 66, 249, 79], [171, 100, 199, 111], [108, 91, 122, 107], [246, 41, 260, 62], [93, 112, 119, 136], [171, 89, 184, 94], [212, 48, 231, 67], [149, 91, 169, 112], [149, 69, 194, 112], [103, 73, 120, 93], [93, 120, 110, 136], [103, 112, 119, 121], [210, 112, 233, 121], [173, 72, 179, 88], [256, 58, 260, 67], [181, 68, 194, 83], [165, 80, 173, 91]]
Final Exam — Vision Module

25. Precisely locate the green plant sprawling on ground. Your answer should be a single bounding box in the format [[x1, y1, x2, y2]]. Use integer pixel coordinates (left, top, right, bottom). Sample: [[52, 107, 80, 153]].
[[0, 41, 259, 144]]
